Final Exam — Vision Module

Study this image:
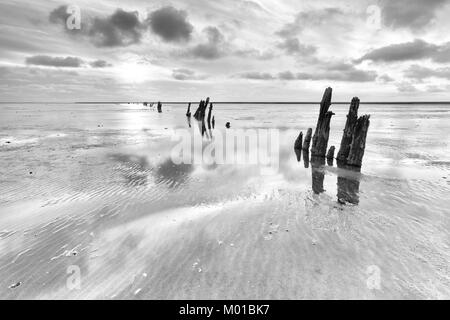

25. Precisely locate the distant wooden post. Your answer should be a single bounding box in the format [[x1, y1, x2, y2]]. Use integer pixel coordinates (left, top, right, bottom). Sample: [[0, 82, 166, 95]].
[[186, 103, 191, 117], [157, 101, 162, 113], [347, 115, 370, 167], [311, 87, 334, 157], [212, 116, 215, 129], [207, 103, 213, 129], [302, 128, 312, 151], [337, 97, 359, 162]]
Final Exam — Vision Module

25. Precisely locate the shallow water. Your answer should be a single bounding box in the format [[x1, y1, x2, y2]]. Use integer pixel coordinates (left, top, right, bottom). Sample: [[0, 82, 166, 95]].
[[0, 102, 449, 299]]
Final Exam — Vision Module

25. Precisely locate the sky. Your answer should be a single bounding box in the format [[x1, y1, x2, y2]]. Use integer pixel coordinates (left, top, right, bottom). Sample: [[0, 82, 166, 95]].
[[1, 0, 450, 102]]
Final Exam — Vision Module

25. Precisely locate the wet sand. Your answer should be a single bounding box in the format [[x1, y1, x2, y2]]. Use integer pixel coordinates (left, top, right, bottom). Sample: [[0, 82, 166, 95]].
[[0, 103, 449, 299]]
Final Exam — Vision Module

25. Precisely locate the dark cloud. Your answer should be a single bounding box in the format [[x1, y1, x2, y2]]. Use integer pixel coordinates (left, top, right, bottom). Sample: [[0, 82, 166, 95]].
[[148, 6, 193, 42], [357, 39, 450, 63], [89, 9, 142, 47], [187, 27, 226, 60], [90, 60, 112, 68], [381, 0, 447, 30], [404, 65, 450, 80], [277, 38, 317, 56], [25, 55, 84, 68], [239, 72, 275, 80]]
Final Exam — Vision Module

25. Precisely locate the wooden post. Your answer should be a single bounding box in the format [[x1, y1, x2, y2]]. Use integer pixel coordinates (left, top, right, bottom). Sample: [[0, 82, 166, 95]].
[[302, 128, 312, 151], [294, 131, 303, 150], [347, 115, 370, 167], [311, 87, 334, 157], [337, 97, 359, 162], [302, 150, 310, 168], [294, 131, 303, 162], [157, 101, 162, 113], [212, 116, 215, 129], [186, 103, 191, 117], [207, 103, 213, 129], [337, 162, 361, 204], [326, 145, 335, 166]]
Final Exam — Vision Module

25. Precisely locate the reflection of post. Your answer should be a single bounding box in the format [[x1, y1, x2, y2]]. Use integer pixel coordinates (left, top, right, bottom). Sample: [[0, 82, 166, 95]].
[[311, 156, 325, 194], [336, 161, 361, 204], [302, 149, 310, 168]]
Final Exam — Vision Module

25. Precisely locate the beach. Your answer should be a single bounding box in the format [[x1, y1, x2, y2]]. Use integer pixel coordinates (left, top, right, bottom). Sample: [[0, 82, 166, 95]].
[[0, 102, 449, 299]]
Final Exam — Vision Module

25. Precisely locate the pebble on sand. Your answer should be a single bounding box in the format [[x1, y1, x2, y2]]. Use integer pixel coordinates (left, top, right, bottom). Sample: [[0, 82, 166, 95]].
[[9, 282, 21, 289]]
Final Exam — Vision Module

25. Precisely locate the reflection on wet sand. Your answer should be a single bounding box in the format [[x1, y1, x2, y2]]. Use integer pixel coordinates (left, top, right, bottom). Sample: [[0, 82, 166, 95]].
[[311, 156, 326, 194], [296, 149, 362, 204], [336, 161, 361, 205]]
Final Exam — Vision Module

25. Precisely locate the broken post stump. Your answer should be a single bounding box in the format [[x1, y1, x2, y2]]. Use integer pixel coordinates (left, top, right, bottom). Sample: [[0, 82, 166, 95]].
[[302, 128, 312, 151], [337, 97, 359, 162], [311, 87, 334, 157], [347, 115, 370, 167], [157, 101, 162, 113]]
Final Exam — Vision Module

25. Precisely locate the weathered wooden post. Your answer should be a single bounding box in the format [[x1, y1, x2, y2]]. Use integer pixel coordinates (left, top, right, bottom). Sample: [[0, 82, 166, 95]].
[[337, 97, 359, 162], [337, 162, 361, 204], [294, 131, 303, 162], [326, 145, 335, 166], [303, 128, 312, 151], [294, 131, 303, 150], [212, 116, 215, 129], [347, 115, 370, 167], [157, 101, 162, 113], [302, 150, 310, 168], [311, 87, 334, 157]]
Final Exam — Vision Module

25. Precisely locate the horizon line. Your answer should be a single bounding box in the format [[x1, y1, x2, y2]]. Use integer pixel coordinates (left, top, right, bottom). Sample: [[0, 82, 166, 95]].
[[1, 101, 450, 105]]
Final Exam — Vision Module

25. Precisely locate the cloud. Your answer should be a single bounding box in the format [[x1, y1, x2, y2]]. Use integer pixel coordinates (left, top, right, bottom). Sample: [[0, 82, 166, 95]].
[[378, 74, 395, 83], [239, 72, 275, 80], [239, 62, 376, 82], [277, 38, 317, 56], [89, 9, 142, 47], [172, 68, 205, 80], [186, 27, 226, 60], [148, 6, 193, 42], [26, 55, 84, 68], [380, 0, 447, 30], [295, 62, 377, 82], [49, 5, 69, 25], [396, 82, 419, 92], [404, 65, 450, 80], [278, 71, 296, 80], [357, 39, 450, 63], [90, 60, 112, 68], [276, 8, 345, 38]]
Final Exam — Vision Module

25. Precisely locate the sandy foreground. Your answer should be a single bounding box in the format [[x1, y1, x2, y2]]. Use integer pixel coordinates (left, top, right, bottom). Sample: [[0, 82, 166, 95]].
[[0, 103, 449, 299]]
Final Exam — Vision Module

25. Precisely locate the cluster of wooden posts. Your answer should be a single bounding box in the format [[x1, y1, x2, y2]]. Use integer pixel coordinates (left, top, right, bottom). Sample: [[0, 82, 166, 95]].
[[294, 87, 370, 168], [186, 97, 216, 137], [294, 87, 371, 204]]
